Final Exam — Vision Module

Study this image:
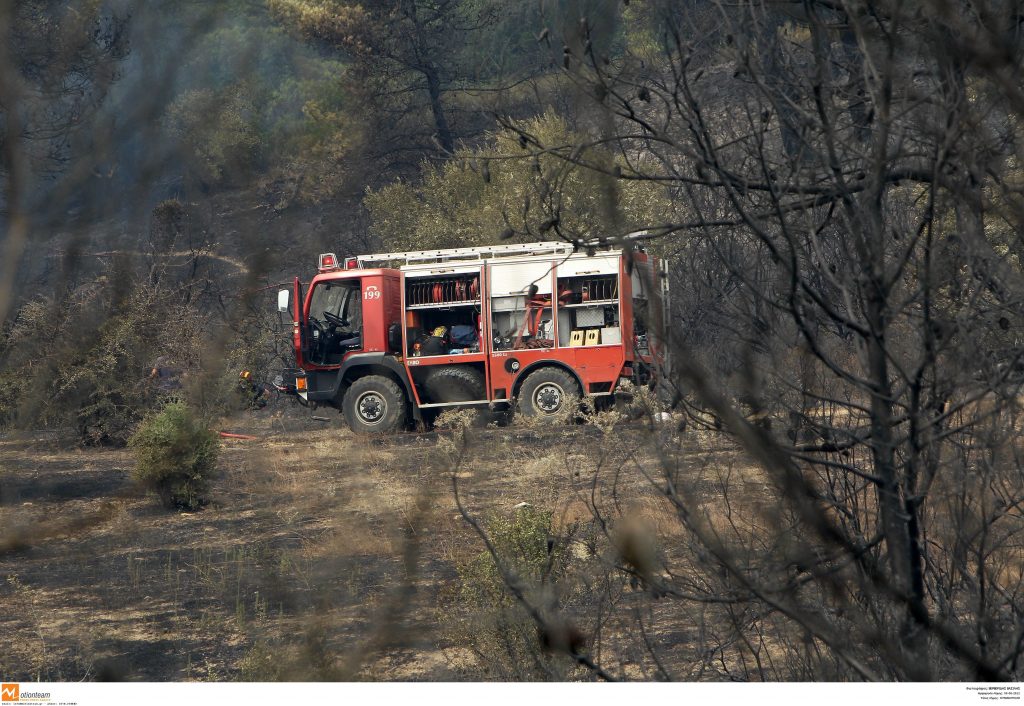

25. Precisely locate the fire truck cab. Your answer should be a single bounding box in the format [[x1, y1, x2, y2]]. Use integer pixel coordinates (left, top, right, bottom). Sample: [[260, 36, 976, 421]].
[[278, 241, 667, 434]]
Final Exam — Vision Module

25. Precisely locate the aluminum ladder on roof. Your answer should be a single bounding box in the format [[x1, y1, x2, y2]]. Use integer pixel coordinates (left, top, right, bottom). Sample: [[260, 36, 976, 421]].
[[349, 240, 582, 268]]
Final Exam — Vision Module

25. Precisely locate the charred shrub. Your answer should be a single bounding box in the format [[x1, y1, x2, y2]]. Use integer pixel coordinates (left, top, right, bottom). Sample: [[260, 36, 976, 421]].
[[0, 276, 204, 445], [128, 401, 219, 510]]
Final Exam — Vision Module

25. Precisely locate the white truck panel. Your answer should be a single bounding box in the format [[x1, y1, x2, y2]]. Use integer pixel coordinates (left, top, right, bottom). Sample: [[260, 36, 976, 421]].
[[488, 261, 553, 296], [556, 255, 619, 278]]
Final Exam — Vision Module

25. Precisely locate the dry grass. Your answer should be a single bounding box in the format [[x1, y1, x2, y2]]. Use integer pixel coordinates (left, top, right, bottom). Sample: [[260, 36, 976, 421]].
[[6, 406, 963, 682], [0, 414, 687, 680]]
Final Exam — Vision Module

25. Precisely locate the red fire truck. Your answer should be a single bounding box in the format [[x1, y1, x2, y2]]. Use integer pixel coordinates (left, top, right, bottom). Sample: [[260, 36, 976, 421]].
[[277, 241, 668, 433]]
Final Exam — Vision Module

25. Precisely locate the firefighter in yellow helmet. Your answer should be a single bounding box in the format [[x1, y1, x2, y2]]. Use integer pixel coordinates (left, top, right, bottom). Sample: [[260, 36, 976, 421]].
[[239, 370, 267, 409]]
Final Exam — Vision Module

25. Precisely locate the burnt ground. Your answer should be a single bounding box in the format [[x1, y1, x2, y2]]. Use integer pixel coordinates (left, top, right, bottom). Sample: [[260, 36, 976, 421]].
[[0, 408, 750, 682]]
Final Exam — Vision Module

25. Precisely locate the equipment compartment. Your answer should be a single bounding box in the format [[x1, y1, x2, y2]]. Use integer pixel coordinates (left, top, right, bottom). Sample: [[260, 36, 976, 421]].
[[556, 273, 620, 347], [405, 273, 481, 308], [491, 295, 554, 351], [404, 271, 483, 356]]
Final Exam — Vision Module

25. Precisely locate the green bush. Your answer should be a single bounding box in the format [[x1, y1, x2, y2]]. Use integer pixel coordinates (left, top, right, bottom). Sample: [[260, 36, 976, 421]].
[[459, 506, 559, 608], [237, 642, 286, 681], [128, 401, 219, 510], [451, 506, 585, 680]]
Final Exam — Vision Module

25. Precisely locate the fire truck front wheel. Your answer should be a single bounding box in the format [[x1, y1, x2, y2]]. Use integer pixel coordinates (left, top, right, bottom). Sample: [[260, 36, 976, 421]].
[[343, 375, 407, 434], [518, 367, 580, 420]]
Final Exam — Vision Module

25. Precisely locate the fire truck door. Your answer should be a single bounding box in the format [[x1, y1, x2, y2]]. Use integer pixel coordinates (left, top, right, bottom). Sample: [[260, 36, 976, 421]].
[[293, 276, 306, 363], [307, 278, 364, 366]]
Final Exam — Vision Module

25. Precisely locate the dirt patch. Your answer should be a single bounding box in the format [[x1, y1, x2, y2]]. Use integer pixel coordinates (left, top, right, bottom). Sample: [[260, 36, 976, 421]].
[[0, 413, 741, 681]]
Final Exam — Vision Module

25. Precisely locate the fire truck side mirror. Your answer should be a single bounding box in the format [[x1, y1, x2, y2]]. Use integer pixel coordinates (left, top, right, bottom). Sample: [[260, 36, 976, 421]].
[[277, 289, 290, 315]]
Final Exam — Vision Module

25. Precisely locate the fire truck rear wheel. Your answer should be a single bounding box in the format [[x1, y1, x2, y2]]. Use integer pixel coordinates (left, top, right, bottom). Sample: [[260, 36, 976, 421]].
[[343, 375, 407, 434], [423, 365, 486, 403], [518, 367, 580, 419]]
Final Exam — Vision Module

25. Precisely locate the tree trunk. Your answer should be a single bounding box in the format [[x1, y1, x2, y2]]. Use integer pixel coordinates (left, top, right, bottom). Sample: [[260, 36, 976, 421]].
[[423, 66, 453, 153]]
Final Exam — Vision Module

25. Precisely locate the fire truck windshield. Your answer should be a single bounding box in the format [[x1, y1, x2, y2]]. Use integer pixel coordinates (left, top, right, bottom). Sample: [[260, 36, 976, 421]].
[[307, 280, 363, 365], [308, 280, 361, 330]]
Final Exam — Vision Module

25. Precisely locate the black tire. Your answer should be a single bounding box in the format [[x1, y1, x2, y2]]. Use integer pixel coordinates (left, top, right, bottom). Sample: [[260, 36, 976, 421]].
[[423, 365, 486, 403], [518, 367, 581, 419], [342, 375, 407, 434]]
